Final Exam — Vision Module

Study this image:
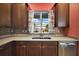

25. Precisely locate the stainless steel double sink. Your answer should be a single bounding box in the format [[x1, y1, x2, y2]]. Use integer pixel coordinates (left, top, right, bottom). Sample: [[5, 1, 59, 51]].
[[32, 37, 51, 39]]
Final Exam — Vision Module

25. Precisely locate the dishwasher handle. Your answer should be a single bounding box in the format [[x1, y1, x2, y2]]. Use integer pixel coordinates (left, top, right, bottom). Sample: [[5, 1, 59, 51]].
[[59, 43, 68, 47], [67, 43, 75, 45], [59, 42, 76, 48]]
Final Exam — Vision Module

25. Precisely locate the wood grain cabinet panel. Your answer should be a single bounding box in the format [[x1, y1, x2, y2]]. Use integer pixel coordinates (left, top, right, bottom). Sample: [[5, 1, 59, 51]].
[[0, 41, 58, 56], [12, 4, 26, 29], [42, 46, 58, 56], [15, 42, 28, 56], [12, 4, 28, 33], [0, 42, 12, 56], [27, 42, 41, 56], [41, 41, 58, 56], [0, 4, 11, 27], [15, 41, 58, 56], [55, 3, 69, 27]]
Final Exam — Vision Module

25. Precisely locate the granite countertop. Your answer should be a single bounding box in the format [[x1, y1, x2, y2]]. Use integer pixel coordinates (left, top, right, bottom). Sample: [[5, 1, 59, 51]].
[[0, 34, 78, 46]]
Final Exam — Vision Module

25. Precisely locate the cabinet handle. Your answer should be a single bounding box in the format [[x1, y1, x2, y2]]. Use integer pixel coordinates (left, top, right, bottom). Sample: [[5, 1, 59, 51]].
[[39, 46, 41, 48], [36, 45, 41, 48], [22, 45, 27, 48], [42, 46, 46, 48], [37, 46, 41, 48]]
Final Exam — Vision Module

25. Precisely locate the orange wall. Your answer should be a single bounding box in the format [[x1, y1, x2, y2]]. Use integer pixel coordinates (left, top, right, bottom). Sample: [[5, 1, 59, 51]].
[[68, 4, 79, 38], [28, 3, 54, 10]]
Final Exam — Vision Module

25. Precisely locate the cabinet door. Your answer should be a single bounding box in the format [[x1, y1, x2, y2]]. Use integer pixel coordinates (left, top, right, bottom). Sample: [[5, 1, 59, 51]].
[[55, 3, 69, 27], [15, 42, 28, 56], [27, 42, 41, 56], [42, 41, 58, 56], [12, 4, 27, 33], [0, 43, 12, 56], [0, 4, 11, 35], [0, 4, 11, 27], [0, 48, 10, 56]]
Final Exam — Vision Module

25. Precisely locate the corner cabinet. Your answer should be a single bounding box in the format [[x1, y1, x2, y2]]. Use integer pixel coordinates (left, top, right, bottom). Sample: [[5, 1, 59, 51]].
[[0, 42, 12, 56], [55, 3, 69, 27], [15, 41, 58, 56]]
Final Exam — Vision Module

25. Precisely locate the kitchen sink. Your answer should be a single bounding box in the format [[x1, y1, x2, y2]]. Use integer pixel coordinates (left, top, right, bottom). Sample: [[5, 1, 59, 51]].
[[32, 37, 51, 39]]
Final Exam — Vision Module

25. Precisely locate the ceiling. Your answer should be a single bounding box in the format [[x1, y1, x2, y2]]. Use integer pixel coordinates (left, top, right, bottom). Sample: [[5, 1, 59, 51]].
[[27, 3, 55, 10]]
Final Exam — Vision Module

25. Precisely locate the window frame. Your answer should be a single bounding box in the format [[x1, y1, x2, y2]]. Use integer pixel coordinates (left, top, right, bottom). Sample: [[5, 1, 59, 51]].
[[28, 10, 54, 34]]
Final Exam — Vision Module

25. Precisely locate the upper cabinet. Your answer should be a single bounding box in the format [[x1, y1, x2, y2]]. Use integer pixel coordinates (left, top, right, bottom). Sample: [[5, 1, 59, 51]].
[[55, 3, 69, 27], [0, 4, 11, 35], [12, 4, 28, 33], [0, 4, 11, 27]]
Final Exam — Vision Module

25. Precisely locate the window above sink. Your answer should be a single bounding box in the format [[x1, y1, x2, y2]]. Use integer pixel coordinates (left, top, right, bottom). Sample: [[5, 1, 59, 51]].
[[28, 11, 55, 34]]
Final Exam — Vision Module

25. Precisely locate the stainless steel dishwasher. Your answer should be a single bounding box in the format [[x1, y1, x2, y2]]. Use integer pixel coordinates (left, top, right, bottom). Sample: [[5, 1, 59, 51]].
[[59, 41, 77, 56]]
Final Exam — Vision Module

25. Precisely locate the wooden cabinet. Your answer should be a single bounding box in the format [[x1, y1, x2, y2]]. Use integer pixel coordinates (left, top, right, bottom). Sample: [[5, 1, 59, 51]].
[[27, 41, 58, 56], [0, 4, 11, 27], [0, 41, 58, 56], [0, 41, 78, 56], [42, 41, 58, 56], [0, 4, 11, 35], [0, 42, 12, 56], [55, 3, 69, 27], [12, 4, 28, 33], [15, 41, 28, 56], [15, 41, 58, 56], [15, 41, 41, 56], [28, 42, 41, 56]]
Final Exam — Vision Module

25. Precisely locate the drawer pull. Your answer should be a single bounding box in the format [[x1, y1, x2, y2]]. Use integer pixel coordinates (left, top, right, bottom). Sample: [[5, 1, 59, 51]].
[[22, 45, 27, 48], [39, 46, 41, 48], [42, 46, 46, 48]]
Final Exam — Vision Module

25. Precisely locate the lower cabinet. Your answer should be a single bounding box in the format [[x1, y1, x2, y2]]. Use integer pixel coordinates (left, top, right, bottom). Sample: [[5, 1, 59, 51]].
[[41, 42, 58, 56], [0, 41, 78, 56], [15, 41, 58, 56], [27, 42, 41, 56], [0, 42, 12, 56], [15, 42, 28, 56]]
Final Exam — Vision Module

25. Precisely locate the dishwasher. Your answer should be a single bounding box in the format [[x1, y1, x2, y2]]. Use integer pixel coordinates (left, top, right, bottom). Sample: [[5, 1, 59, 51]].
[[59, 41, 77, 56]]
